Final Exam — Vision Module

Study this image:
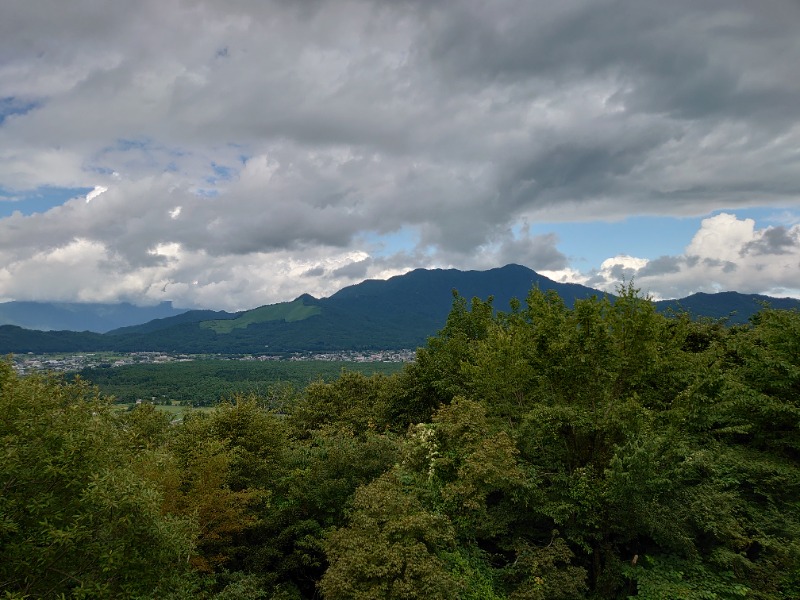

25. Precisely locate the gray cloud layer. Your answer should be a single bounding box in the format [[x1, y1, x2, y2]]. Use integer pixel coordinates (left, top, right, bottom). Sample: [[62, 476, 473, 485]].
[[1, 0, 799, 308]]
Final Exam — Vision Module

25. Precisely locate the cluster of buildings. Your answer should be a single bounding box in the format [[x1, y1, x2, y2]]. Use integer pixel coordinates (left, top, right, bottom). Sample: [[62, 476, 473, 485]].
[[10, 349, 416, 375], [248, 349, 416, 363], [10, 352, 192, 375]]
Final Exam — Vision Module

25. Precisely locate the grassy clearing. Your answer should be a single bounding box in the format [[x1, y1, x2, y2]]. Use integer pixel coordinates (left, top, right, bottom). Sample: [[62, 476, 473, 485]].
[[114, 402, 215, 420], [200, 299, 321, 333]]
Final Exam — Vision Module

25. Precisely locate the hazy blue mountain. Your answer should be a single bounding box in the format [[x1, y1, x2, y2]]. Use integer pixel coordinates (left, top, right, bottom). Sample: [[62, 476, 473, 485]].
[[1, 265, 799, 354], [0, 301, 189, 333]]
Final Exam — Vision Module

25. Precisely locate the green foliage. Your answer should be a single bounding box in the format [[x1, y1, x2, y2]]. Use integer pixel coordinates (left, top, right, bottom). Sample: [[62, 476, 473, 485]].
[[0, 363, 196, 599], [352, 286, 800, 599], [623, 554, 750, 599], [160, 396, 283, 574], [320, 470, 460, 600], [253, 425, 399, 597], [506, 535, 587, 599], [418, 398, 528, 539], [390, 294, 496, 426], [3, 286, 800, 599], [287, 370, 399, 435]]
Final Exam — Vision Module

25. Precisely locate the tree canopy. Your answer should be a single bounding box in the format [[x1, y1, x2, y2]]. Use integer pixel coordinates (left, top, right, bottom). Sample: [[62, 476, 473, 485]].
[[1, 284, 798, 598]]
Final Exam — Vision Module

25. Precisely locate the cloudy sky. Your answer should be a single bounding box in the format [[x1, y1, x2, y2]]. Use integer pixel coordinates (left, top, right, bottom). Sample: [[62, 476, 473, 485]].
[[1, 0, 799, 310]]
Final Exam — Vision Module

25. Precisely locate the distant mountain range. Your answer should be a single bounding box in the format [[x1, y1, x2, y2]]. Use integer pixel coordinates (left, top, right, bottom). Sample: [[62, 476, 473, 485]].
[[1, 264, 798, 354], [655, 291, 800, 320], [0, 301, 188, 333]]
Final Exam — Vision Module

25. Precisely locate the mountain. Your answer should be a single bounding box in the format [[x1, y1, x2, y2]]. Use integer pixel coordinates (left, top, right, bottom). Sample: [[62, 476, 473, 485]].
[[1, 265, 798, 354], [0, 325, 109, 353], [654, 292, 800, 323], [107, 309, 236, 335], [94, 265, 592, 353], [0, 301, 189, 333]]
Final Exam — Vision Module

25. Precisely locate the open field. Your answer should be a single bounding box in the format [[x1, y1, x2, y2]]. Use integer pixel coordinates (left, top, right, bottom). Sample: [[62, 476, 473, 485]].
[[111, 401, 215, 420]]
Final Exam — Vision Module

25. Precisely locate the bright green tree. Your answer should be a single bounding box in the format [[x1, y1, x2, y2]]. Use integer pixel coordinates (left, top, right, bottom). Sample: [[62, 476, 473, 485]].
[[320, 470, 460, 600]]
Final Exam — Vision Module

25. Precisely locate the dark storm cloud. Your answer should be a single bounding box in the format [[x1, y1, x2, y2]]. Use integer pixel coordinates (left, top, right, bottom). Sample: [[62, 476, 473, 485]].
[[301, 266, 327, 278], [741, 226, 799, 256], [496, 232, 569, 272], [422, 0, 800, 122], [331, 258, 372, 280], [701, 258, 738, 273], [415, 0, 800, 217], [638, 256, 682, 277]]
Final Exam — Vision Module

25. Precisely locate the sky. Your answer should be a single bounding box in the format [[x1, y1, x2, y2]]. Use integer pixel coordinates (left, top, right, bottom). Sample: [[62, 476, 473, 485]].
[[1, 0, 799, 311]]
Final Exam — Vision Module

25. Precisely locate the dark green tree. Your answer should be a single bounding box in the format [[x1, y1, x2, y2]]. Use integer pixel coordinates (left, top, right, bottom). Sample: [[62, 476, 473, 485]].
[[0, 363, 196, 599]]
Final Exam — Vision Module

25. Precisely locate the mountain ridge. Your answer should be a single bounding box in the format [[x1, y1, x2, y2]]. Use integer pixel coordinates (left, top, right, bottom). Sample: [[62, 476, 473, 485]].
[[1, 264, 798, 354]]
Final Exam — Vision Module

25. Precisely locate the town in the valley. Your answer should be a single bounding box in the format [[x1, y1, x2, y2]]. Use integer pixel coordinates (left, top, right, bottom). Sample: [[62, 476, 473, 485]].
[[10, 349, 416, 375]]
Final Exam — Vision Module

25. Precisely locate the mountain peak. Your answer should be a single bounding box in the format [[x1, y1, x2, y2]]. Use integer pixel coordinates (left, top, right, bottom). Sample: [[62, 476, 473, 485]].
[[294, 293, 319, 303]]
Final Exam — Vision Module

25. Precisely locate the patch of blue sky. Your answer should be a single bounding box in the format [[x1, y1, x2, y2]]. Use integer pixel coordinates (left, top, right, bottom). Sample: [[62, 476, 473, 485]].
[[0, 96, 40, 126], [722, 206, 800, 227], [529, 216, 703, 269], [93, 138, 190, 175], [112, 137, 151, 152], [360, 226, 418, 257], [101, 138, 186, 159], [531, 208, 797, 271], [0, 186, 93, 218], [206, 162, 237, 185], [92, 138, 153, 169]]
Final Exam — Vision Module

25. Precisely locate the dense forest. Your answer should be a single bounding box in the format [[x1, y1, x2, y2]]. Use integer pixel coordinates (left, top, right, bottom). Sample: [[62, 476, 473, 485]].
[[75, 359, 405, 406], [1, 286, 798, 599]]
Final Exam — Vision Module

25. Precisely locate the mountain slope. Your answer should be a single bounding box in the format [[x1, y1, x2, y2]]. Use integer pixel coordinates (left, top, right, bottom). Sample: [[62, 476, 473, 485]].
[[200, 297, 322, 333], [326, 263, 594, 316], [107, 309, 236, 335]]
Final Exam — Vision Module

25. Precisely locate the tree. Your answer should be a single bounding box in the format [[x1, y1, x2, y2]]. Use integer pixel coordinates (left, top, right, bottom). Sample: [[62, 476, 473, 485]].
[[388, 293, 496, 428], [388, 285, 800, 597], [321, 470, 460, 600], [0, 362, 196, 599], [253, 423, 399, 597], [160, 396, 282, 575]]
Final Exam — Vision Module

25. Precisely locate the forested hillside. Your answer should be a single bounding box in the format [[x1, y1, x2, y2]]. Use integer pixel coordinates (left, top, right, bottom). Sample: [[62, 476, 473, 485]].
[[2, 285, 798, 599]]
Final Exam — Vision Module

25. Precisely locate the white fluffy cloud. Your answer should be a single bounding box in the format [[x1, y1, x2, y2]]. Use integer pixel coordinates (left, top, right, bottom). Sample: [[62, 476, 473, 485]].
[[576, 214, 800, 299], [1, 1, 799, 308]]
